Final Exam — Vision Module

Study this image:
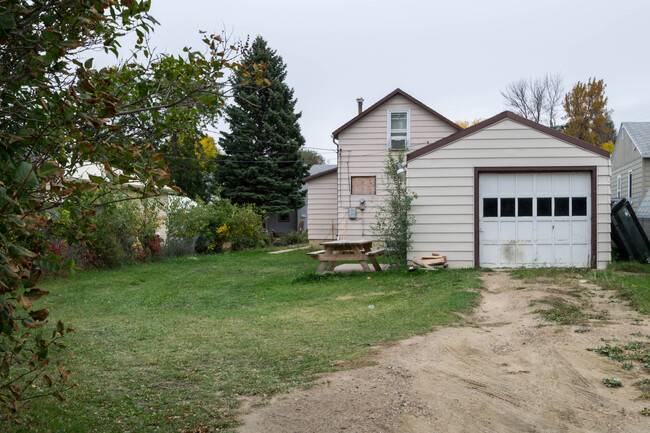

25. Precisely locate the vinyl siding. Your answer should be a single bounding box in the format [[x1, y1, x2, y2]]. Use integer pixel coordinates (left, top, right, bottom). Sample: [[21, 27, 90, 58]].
[[336, 94, 458, 239], [306, 172, 337, 241], [408, 118, 611, 269], [611, 129, 639, 167], [610, 158, 644, 209], [645, 159, 650, 199], [611, 127, 649, 211]]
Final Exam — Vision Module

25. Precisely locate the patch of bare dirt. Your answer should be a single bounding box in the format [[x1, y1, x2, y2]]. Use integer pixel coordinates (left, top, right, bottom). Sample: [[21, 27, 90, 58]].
[[237, 271, 650, 432]]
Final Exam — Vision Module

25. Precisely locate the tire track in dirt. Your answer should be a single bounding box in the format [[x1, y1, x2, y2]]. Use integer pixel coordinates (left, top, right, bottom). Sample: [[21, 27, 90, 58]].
[[237, 271, 650, 432]]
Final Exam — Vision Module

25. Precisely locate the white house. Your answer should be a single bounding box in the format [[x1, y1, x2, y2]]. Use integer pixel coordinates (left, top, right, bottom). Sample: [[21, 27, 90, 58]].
[[609, 122, 650, 236], [305, 89, 612, 269]]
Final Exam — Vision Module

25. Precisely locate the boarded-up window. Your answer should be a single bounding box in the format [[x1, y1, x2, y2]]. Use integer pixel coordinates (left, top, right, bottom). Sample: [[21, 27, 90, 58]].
[[351, 176, 376, 195]]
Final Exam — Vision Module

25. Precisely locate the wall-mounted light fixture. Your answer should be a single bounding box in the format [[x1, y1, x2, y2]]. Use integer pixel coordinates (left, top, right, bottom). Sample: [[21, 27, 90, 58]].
[[395, 162, 406, 177]]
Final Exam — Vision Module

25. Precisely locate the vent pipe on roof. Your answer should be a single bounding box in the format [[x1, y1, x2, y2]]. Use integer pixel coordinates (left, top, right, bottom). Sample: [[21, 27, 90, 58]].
[[356, 97, 364, 115]]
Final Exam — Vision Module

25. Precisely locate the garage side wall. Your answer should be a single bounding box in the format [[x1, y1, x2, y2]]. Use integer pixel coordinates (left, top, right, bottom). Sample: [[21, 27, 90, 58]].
[[407, 119, 611, 269], [307, 172, 338, 245]]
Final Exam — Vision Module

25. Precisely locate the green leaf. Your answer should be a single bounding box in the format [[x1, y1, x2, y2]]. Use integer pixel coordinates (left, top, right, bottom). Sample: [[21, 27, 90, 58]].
[[38, 161, 61, 178], [88, 174, 105, 184], [0, 8, 15, 29], [0, 187, 13, 205], [8, 215, 25, 228], [13, 161, 38, 188], [63, 107, 74, 121], [8, 244, 37, 259], [42, 14, 56, 26]]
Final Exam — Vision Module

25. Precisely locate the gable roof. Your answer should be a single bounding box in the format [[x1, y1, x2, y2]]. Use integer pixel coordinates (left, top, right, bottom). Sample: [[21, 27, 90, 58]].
[[407, 111, 611, 162], [331, 88, 461, 139], [303, 165, 337, 182], [638, 190, 650, 218], [621, 122, 650, 157]]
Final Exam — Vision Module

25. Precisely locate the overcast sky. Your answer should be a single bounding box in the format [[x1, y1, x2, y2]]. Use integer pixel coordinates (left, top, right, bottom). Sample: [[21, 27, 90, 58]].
[[123, 0, 650, 163]]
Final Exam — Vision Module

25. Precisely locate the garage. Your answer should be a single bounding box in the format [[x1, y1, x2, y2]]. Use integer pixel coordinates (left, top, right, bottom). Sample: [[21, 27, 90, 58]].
[[478, 171, 592, 268], [406, 111, 611, 269]]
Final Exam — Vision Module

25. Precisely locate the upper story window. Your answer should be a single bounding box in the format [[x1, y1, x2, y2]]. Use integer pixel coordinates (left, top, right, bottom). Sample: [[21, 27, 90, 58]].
[[628, 170, 633, 199], [387, 110, 410, 151], [617, 175, 621, 198]]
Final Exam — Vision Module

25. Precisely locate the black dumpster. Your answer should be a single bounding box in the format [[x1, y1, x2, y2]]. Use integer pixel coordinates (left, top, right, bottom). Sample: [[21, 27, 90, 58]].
[[611, 198, 650, 263]]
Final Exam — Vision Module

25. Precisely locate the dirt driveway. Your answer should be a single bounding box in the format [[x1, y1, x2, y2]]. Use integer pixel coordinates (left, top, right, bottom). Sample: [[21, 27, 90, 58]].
[[238, 271, 650, 432]]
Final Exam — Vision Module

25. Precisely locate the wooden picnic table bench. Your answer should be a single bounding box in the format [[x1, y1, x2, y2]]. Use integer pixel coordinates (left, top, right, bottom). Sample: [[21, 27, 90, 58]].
[[307, 239, 383, 274]]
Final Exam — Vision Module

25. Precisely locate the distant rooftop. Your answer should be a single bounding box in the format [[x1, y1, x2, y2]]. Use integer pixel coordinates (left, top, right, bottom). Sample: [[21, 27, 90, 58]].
[[621, 122, 650, 157], [638, 190, 650, 218], [308, 164, 336, 176]]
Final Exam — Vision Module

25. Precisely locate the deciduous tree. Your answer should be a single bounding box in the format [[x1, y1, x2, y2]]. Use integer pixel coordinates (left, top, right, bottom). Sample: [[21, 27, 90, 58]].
[[0, 0, 257, 419], [455, 119, 483, 129], [501, 74, 564, 127], [216, 36, 308, 216], [372, 153, 416, 267], [159, 133, 220, 201], [300, 149, 325, 165], [562, 78, 616, 146]]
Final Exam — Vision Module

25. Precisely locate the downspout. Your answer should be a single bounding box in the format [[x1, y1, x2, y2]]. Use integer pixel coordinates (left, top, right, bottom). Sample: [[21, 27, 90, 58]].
[[332, 134, 340, 240]]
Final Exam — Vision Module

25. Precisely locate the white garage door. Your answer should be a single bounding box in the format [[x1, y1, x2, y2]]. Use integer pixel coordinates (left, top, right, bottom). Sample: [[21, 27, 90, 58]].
[[479, 172, 591, 268]]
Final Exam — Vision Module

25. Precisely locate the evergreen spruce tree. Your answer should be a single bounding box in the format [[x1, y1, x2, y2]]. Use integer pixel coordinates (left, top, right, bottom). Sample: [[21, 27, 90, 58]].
[[216, 36, 308, 216]]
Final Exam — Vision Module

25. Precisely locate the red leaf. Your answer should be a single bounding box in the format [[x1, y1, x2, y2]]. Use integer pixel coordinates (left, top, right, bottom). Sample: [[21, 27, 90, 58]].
[[16, 295, 34, 310]]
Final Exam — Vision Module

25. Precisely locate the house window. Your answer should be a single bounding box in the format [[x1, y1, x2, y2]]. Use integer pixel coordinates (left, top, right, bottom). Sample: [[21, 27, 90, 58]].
[[617, 175, 621, 198], [628, 170, 633, 199], [278, 214, 290, 223], [351, 176, 376, 195], [387, 110, 410, 151]]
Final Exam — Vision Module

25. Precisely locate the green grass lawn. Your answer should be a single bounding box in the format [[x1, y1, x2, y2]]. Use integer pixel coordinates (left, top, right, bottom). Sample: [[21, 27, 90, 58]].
[[14, 249, 481, 432], [510, 261, 650, 315]]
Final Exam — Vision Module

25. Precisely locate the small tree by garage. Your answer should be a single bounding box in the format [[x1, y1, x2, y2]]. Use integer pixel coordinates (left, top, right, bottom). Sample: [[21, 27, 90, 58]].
[[373, 153, 417, 266]]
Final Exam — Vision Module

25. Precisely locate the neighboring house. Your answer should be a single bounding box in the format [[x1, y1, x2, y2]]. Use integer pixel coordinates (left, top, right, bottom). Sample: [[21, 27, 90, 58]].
[[70, 162, 174, 239], [267, 164, 336, 234], [305, 89, 612, 269], [304, 165, 338, 244], [610, 122, 650, 236]]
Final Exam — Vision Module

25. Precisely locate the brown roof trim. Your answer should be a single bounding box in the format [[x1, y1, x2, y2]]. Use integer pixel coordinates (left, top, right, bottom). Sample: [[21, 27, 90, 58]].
[[331, 88, 461, 139], [407, 111, 611, 162], [302, 166, 337, 182]]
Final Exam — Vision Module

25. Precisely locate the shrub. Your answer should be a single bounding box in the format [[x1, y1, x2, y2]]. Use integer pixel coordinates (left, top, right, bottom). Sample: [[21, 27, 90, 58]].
[[204, 199, 265, 252], [83, 190, 164, 267], [283, 230, 308, 245], [165, 197, 266, 254]]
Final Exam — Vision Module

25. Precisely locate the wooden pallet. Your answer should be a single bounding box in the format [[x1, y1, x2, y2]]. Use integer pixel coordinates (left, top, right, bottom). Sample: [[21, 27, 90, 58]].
[[413, 253, 448, 270]]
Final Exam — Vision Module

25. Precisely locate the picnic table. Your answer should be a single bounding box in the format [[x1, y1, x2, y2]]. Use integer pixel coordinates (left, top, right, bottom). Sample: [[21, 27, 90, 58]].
[[307, 239, 384, 274]]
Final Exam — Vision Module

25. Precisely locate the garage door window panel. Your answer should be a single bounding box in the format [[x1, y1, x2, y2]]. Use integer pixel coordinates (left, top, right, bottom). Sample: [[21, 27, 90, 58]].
[[500, 198, 516, 217], [554, 197, 570, 216], [537, 198, 552, 216], [483, 198, 498, 217], [572, 197, 587, 216], [518, 198, 533, 217]]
